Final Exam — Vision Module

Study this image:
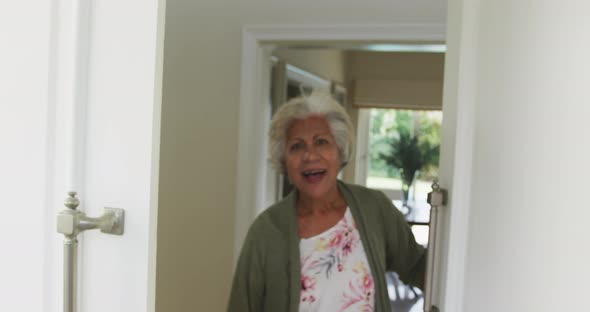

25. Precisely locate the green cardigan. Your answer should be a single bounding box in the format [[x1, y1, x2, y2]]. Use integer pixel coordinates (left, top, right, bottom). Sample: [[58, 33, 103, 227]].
[[227, 181, 426, 312]]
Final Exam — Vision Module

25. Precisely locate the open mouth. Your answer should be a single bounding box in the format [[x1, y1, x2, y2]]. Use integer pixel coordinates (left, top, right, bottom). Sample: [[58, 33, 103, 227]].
[[302, 169, 327, 183]]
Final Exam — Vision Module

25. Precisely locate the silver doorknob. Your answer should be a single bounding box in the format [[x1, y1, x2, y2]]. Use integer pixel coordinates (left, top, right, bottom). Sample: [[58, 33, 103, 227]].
[[57, 192, 125, 237]]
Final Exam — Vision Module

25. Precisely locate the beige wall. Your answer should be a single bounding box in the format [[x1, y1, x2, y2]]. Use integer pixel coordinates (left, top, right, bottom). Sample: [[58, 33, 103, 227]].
[[157, 1, 446, 310], [272, 48, 346, 84], [346, 51, 445, 81], [347, 51, 445, 108]]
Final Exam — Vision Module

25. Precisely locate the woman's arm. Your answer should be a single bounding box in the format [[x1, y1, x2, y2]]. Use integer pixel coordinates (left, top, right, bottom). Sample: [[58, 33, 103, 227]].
[[227, 228, 265, 311], [377, 191, 427, 290]]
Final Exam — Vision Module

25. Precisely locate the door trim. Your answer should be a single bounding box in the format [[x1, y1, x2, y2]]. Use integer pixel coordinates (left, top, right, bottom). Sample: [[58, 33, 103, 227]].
[[48, 0, 166, 311], [235, 23, 472, 311]]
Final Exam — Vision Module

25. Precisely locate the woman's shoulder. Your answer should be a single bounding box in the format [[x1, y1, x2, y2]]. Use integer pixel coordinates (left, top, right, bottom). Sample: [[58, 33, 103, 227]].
[[246, 194, 295, 240], [339, 181, 399, 222], [341, 182, 379, 195], [339, 181, 390, 204]]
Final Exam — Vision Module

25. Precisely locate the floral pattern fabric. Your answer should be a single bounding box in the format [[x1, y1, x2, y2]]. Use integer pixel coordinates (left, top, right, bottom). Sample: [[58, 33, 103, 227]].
[[299, 208, 375, 312]]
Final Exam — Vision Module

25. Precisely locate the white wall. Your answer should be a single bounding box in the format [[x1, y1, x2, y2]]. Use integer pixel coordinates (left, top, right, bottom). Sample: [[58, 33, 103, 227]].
[[158, 0, 446, 310], [79, 1, 164, 311], [455, 0, 590, 311], [0, 1, 164, 311], [0, 2, 52, 310]]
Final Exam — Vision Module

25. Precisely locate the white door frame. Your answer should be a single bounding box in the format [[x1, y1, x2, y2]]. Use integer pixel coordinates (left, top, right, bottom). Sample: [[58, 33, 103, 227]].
[[49, 1, 163, 311], [235, 23, 474, 311]]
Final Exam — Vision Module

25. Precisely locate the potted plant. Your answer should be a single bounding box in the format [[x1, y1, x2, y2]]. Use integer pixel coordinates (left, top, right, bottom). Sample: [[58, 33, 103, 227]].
[[379, 113, 440, 209]]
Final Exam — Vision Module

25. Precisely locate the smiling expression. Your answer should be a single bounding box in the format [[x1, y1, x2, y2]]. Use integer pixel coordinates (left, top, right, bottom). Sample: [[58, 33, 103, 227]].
[[284, 116, 342, 200]]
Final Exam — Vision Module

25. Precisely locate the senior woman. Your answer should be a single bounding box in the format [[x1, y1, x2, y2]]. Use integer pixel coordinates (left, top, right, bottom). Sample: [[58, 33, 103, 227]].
[[228, 92, 426, 312]]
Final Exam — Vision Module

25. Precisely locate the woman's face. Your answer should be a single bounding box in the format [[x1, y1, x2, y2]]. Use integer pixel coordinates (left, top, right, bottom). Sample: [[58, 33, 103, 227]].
[[284, 116, 342, 200]]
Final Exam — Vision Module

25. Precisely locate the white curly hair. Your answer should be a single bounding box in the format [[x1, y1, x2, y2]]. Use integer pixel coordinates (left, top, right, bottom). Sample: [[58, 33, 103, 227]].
[[268, 91, 355, 174]]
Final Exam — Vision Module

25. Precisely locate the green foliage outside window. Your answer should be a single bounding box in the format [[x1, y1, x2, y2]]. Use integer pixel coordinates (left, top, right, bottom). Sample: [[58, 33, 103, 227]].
[[368, 109, 441, 181]]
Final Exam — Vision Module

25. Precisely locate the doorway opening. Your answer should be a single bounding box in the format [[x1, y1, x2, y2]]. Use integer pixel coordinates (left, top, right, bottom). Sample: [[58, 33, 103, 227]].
[[234, 24, 465, 312], [263, 42, 444, 311]]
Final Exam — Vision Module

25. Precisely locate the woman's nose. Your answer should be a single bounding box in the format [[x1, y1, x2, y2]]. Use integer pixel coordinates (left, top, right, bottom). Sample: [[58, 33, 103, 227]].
[[303, 146, 320, 160]]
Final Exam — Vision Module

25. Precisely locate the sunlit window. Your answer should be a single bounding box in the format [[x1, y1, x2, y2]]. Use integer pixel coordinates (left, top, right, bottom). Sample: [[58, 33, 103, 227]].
[[365, 108, 442, 206]]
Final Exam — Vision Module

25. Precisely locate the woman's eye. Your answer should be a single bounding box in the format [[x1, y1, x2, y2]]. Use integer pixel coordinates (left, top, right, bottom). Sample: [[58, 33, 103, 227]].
[[317, 138, 329, 145], [290, 143, 302, 151]]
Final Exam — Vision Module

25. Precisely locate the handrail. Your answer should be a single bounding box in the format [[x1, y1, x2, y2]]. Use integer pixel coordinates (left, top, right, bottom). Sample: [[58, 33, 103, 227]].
[[424, 180, 447, 312], [57, 192, 125, 312]]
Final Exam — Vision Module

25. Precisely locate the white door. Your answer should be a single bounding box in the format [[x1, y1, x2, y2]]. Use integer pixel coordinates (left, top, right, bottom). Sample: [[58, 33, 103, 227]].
[[0, 1, 164, 311]]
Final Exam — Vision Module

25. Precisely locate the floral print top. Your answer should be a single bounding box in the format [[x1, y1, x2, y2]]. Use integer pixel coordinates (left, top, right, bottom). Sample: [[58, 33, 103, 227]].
[[299, 208, 375, 312]]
